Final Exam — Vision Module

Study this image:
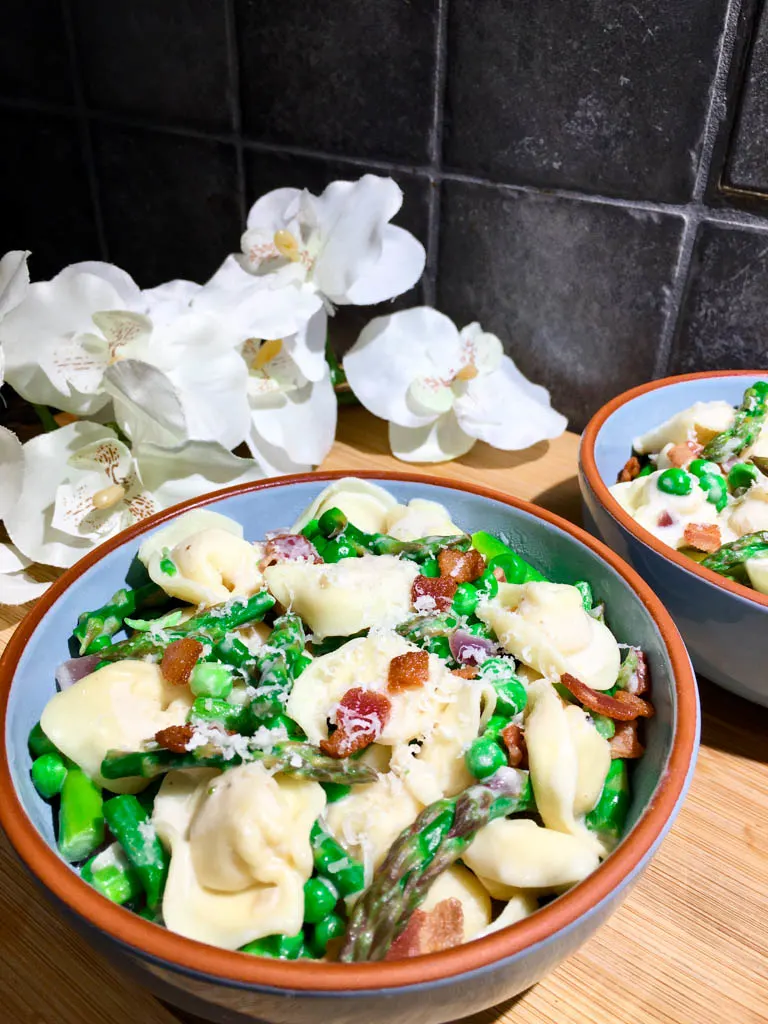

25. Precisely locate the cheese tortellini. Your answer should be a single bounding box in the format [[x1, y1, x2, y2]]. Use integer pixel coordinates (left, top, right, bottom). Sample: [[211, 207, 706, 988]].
[[633, 400, 734, 453]]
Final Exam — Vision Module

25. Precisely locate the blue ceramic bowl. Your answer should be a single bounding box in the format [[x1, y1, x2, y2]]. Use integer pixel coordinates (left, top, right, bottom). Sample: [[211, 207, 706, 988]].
[[0, 472, 699, 1024], [580, 370, 768, 707]]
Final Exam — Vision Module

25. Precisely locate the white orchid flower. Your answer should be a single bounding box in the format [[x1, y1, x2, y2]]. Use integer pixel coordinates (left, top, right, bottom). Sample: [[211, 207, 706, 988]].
[[0, 424, 50, 604], [3, 421, 265, 568], [0, 250, 31, 388], [343, 307, 567, 463], [237, 175, 426, 309]]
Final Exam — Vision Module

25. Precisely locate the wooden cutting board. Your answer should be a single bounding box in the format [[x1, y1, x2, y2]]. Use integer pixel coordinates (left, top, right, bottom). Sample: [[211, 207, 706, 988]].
[[1, 407, 767, 1024]]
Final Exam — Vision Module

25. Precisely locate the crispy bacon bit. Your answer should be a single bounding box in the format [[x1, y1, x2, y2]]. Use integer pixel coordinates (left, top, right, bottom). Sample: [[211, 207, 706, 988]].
[[260, 533, 321, 569], [656, 510, 674, 529], [492, 566, 507, 583], [160, 637, 203, 686], [609, 719, 645, 759], [666, 440, 703, 468], [437, 548, 486, 583], [683, 522, 721, 554], [384, 899, 464, 961], [452, 665, 479, 679], [412, 574, 457, 613], [618, 456, 642, 483], [320, 687, 392, 759], [626, 649, 650, 696], [155, 723, 195, 753], [560, 672, 655, 721], [388, 651, 430, 693], [500, 723, 528, 768]]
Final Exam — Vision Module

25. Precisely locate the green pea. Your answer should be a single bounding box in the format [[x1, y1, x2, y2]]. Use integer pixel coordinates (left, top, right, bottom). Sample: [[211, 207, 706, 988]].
[[493, 678, 528, 717], [311, 825, 364, 896], [85, 634, 112, 654], [189, 663, 233, 699], [478, 657, 517, 683], [311, 912, 346, 956], [322, 782, 351, 803], [689, 458, 721, 479], [637, 463, 654, 477], [452, 582, 479, 617], [591, 714, 615, 740], [753, 381, 768, 400], [473, 569, 499, 601], [262, 713, 303, 738], [465, 736, 507, 779], [322, 537, 357, 563], [242, 932, 305, 959], [31, 753, 68, 799], [698, 473, 727, 512], [303, 877, 339, 924], [728, 461, 759, 493], [465, 618, 493, 639], [424, 635, 452, 661], [487, 552, 527, 584], [421, 557, 440, 578], [483, 715, 509, 739], [28, 722, 58, 759], [656, 467, 692, 496]]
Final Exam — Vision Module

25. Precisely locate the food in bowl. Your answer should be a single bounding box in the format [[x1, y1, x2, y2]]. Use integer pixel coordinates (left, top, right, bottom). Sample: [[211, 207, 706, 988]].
[[29, 478, 655, 964], [610, 380, 768, 593]]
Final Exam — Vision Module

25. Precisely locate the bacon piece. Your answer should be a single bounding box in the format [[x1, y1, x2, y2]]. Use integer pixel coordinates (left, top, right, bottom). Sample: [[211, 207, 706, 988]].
[[320, 687, 392, 758], [388, 650, 430, 693], [452, 665, 479, 679], [666, 440, 703, 468], [500, 723, 528, 769], [412, 574, 457, 613], [683, 522, 721, 554], [609, 719, 645, 759], [656, 510, 673, 529], [155, 723, 196, 753], [384, 899, 464, 960], [160, 637, 203, 686], [492, 566, 507, 583], [625, 649, 650, 696], [260, 533, 321, 569], [560, 672, 655, 721], [618, 456, 641, 483], [437, 548, 486, 583]]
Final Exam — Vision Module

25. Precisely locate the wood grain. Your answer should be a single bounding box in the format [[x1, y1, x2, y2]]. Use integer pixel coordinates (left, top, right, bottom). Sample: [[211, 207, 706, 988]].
[[1, 408, 767, 1024]]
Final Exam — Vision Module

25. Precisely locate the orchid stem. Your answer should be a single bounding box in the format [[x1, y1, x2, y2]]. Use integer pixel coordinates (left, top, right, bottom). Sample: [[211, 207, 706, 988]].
[[33, 405, 59, 432]]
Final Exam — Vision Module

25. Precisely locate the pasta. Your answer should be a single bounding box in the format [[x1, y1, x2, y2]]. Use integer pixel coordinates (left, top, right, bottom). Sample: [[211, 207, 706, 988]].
[[32, 480, 653, 964]]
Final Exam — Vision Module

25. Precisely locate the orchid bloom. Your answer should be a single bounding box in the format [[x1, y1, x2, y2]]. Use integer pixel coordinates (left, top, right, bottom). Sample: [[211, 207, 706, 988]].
[[0, 250, 30, 388], [236, 175, 426, 309], [343, 307, 567, 463], [0, 425, 50, 604], [2, 421, 265, 569]]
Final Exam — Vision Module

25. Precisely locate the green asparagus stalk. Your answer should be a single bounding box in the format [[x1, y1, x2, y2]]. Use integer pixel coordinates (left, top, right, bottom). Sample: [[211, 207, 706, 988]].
[[102, 795, 169, 910], [81, 842, 143, 905], [187, 695, 253, 732], [614, 648, 640, 691], [585, 759, 629, 840], [97, 590, 275, 663], [470, 530, 547, 583], [73, 582, 169, 655], [316, 507, 470, 563], [248, 613, 306, 719], [340, 777, 532, 962], [100, 741, 379, 786], [702, 381, 768, 462], [700, 530, 768, 579], [58, 768, 105, 863], [396, 612, 458, 645]]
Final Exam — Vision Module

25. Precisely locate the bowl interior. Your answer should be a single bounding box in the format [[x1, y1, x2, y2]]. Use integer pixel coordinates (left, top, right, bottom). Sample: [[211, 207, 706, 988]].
[[7, 477, 677, 867], [591, 372, 767, 486]]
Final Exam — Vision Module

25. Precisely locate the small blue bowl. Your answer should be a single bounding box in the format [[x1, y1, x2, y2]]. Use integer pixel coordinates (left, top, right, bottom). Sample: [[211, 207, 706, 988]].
[[580, 370, 768, 707], [0, 472, 699, 1024]]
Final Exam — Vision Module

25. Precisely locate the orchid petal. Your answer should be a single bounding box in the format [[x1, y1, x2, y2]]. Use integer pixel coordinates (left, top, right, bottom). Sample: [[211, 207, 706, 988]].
[[0, 425, 24, 521], [4, 421, 118, 567], [389, 412, 476, 463], [141, 279, 201, 325], [0, 543, 50, 605], [134, 440, 265, 508], [342, 224, 426, 306], [459, 322, 504, 376], [454, 356, 568, 449], [343, 307, 462, 428], [248, 370, 337, 469], [282, 306, 328, 383], [0, 250, 30, 320], [245, 429, 313, 477], [103, 359, 188, 448], [245, 187, 303, 231], [57, 261, 142, 310]]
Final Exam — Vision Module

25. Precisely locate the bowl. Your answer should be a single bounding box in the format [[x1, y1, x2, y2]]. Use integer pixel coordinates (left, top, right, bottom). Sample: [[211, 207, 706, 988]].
[[580, 369, 768, 707], [0, 471, 699, 1024]]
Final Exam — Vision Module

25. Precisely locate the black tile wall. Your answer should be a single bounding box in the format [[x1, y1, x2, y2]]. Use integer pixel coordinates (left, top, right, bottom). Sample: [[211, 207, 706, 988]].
[[0, 107, 99, 280], [726, 4, 768, 192], [92, 124, 241, 286], [445, 0, 727, 203], [438, 183, 685, 428], [670, 222, 768, 373], [0, 0, 73, 105], [236, 0, 438, 162], [71, 0, 233, 133]]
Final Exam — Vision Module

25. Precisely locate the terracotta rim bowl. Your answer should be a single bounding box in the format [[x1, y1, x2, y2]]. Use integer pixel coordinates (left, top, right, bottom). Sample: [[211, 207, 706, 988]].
[[0, 470, 698, 993], [581, 369, 768, 610]]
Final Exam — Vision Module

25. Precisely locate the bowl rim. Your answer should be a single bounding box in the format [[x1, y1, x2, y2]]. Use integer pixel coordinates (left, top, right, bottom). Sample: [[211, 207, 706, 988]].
[[580, 368, 768, 610], [0, 469, 698, 993]]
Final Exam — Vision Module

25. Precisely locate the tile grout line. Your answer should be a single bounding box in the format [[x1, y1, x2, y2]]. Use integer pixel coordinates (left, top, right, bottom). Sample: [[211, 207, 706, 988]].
[[59, 0, 109, 261], [223, 0, 247, 224], [424, 0, 450, 306], [651, 213, 701, 379]]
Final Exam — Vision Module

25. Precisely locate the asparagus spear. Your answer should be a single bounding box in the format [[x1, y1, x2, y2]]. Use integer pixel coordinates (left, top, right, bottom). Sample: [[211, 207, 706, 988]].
[[339, 776, 533, 962], [702, 381, 768, 462], [396, 612, 458, 645], [470, 530, 547, 583], [58, 768, 105, 863], [614, 648, 640, 690], [700, 530, 768, 578], [73, 582, 168, 655], [96, 590, 275, 663], [103, 795, 169, 910], [585, 759, 629, 840], [248, 613, 306, 719], [100, 741, 379, 786], [316, 507, 470, 562], [81, 842, 143, 905]]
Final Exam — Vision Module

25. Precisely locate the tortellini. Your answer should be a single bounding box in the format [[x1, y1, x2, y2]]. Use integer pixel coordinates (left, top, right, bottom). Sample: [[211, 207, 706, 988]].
[[632, 400, 734, 453], [153, 764, 324, 950], [291, 478, 400, 535], [478, 581, 620, 691], [264, 556, 418, 639], [746, 554, 768, 595], [476, 892, 539, 937], [145, 526, 263, 607], [384, 498, 463, 541], [421, 865, 492, 941], [729, 485, 768, 537], [40, 661, 193, 793], [611, 469, 729, 550]]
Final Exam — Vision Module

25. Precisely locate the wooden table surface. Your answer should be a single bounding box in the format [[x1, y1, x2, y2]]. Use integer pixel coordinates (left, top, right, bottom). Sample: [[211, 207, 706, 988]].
[[1, 407, 767, 1024]]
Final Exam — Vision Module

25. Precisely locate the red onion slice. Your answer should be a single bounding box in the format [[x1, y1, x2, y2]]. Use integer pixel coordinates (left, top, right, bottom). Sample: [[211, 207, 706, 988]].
[[55, 654, 102, 690], [449, 629, 496, 666]]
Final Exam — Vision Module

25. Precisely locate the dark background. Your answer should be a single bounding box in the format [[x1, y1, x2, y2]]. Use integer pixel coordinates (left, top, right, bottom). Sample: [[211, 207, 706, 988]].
[[2, 0, 768, 430]]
